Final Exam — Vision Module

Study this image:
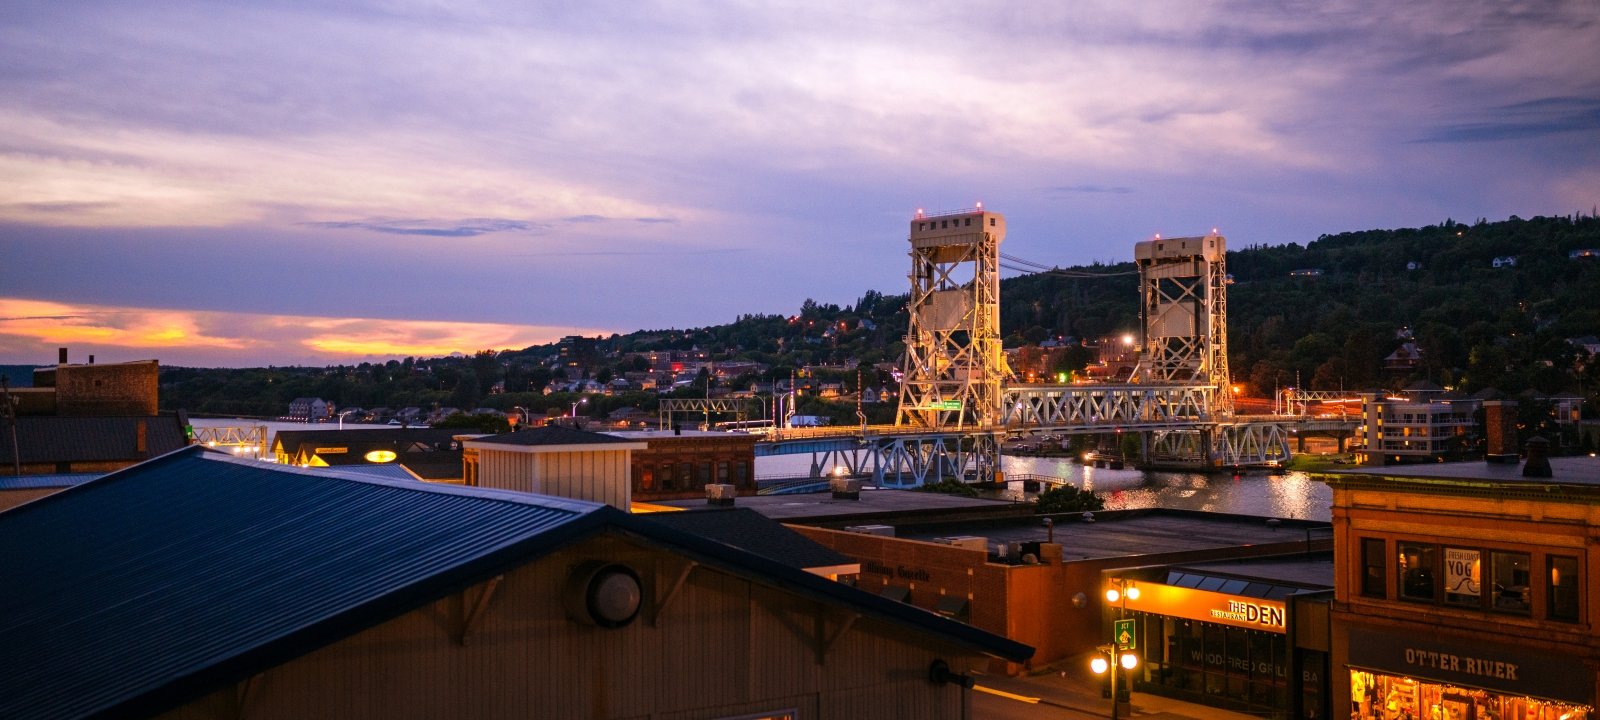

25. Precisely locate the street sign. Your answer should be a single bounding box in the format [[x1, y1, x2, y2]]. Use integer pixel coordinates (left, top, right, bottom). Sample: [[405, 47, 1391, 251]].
[[932, 400, 962, 410], [1114, 619, 1136, 649]]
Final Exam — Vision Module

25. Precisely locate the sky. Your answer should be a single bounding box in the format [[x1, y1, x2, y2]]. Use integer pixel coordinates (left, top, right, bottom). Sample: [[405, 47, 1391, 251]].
[[2, 1, 1598, 367]]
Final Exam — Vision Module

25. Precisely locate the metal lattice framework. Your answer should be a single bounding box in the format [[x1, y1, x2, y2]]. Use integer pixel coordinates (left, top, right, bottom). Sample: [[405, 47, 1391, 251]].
[[1147, 422, 1292, 467], [1133, 233, 1231, 416], [1281, 389, 1364, 416], [874, 432, 1003, 487], [897, 208, 1009, 431], [1002, 384, 1217, 428], [190, 425, 269, 457], [658, 398, 757, 429]]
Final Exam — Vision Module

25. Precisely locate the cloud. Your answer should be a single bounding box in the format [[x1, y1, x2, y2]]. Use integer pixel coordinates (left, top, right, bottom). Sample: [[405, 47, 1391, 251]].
[[303, 217, 545, 237], [1414, 97, 1600, 143], [1048, 184, 1134, 195], [0, 297, 609, 367]]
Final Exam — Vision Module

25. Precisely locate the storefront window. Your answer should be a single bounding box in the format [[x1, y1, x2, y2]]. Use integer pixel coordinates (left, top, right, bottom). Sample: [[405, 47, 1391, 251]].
[[659, 462, 674, 490], [1443, 547, 1481, 607], [1361, 538, 1387, 598], [1491, 551, 1531, 614], [1398, 542, 1437, 602], [1352, 670, 1591, 720], [1139, 615, 1295, 719], [1549, 555, 1580, 623]]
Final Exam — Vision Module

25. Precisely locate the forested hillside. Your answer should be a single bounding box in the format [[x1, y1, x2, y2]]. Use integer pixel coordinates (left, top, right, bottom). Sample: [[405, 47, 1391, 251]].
[[158, 214, 1600, 419]]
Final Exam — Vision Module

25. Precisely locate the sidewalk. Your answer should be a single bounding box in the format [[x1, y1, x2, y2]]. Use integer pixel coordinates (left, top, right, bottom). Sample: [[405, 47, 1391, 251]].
[[971, 665, 1261, 720]]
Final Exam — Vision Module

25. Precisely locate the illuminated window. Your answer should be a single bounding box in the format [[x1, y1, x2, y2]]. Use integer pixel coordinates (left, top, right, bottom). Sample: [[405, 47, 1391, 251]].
[[1397, 542, 1436, 602], [1549, 555, 1580, 622]]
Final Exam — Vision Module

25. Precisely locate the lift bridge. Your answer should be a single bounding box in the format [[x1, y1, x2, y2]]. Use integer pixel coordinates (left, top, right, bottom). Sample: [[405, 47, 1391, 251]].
[[662, 207, 1358, 487]]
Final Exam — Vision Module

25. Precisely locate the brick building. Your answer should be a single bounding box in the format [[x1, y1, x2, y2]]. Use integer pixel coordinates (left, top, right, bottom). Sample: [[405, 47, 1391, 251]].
[[0, 349, 185, 477], [611, 429, 759, 502], [1321, 451, 1600, 720]]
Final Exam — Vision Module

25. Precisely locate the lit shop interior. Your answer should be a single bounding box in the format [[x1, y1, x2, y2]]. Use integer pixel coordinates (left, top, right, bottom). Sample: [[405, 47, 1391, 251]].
[[1350, 670, 1591, 720]]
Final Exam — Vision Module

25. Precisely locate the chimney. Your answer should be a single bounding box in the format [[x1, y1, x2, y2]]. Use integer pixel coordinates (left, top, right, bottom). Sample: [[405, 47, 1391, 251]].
[[706, 483, 736, 506], [58, 347, 68, 365], [135, 419, 148, 457], [88, 355, 94, 364], [1522, 436, 1552, 478], [1484, 400, 1519, 464]]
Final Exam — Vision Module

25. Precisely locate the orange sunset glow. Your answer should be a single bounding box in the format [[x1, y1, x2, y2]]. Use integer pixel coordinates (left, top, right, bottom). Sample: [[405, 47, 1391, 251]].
[[0, 297, 607, 367]]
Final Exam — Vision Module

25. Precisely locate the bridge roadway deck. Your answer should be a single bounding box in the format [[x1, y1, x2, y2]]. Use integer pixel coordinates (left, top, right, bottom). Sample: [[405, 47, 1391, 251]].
[[753, 414, 1356, 456]]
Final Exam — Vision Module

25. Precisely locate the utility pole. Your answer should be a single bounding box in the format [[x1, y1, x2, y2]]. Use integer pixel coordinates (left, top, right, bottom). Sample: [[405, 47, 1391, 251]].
[[1, 376, 20, 477]]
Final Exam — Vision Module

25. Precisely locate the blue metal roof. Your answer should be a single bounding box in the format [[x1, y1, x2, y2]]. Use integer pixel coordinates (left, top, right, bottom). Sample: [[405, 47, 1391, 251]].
[[0, 447, 1030, 719], [0, 447, 610, 720], [0, 472, 102, 490]]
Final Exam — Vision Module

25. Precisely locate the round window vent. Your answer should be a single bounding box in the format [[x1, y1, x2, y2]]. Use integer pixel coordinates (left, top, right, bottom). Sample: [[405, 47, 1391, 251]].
[[563, 562, 642, 629]]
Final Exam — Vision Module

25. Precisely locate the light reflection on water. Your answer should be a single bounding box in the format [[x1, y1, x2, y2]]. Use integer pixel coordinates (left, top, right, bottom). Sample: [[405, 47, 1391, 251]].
[[757, 454, 1331, 521]]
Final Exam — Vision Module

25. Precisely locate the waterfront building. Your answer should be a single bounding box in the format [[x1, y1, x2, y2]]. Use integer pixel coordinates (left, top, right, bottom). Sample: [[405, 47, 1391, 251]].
[[1322, 448, 1600, 720], [1354, 391, 1478, 465]]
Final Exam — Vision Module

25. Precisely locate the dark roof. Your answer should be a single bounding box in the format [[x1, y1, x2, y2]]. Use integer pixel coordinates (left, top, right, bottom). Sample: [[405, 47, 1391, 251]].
[[0, 415, 188, 465], [639, 508, 855, 570], [469, 424, 639, 447], [0, 447, 609, 720], [0, 472, 101, 490], [272, 428, 465, 456], [0, 448, 1030, 719]]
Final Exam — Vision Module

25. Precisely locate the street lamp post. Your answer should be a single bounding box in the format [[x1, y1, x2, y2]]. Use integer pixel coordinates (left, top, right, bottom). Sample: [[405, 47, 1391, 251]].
[[1095, 579, 1140, 718], [1090, 644, 1139, 720], [570, 397, 587, 419], [337, 410, 355, 430]]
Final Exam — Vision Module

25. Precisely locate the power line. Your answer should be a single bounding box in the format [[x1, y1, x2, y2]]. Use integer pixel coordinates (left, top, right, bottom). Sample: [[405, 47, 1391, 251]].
[[999, 252, 1138, 278]]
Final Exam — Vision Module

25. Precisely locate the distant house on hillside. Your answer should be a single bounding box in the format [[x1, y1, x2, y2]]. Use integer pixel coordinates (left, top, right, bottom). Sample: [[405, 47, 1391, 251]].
[[1384, 342, 1423, 372], [1405, 260, 1423, 271], [1492, 255, 1518, 268], [286, 397, 330, 423], [1289, 268, 1323, 278], [1570, 248, 1599, 259]]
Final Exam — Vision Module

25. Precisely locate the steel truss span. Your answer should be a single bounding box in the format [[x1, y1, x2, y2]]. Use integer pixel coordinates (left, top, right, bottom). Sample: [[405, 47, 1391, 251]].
[[1001, 384, 1218, 429], [1147, 423, 1293, 467], [657, 398, 758, 429]]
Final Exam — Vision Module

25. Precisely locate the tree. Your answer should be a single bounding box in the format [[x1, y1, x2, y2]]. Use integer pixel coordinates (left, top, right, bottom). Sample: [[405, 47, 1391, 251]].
[[915, 478, 980, 497], [1035, 484, 1104, 514], [431, 412, 510, 433]]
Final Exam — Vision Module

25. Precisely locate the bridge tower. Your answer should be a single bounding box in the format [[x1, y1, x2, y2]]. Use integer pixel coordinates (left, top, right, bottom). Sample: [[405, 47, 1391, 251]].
[[1133, 232, 1232, 417], [897, 206, 1009, 430]]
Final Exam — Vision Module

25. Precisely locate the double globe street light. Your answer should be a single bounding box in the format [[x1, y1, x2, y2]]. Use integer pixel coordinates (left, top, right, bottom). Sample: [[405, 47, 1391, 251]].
[[1091, 580, 1140, 720]]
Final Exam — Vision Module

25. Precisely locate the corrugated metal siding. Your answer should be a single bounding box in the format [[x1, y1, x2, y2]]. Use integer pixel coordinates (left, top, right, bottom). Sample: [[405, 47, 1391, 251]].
[[157, 537, 976, 720], [0, 448, 607, 720], [538, 449, 631, 508]]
